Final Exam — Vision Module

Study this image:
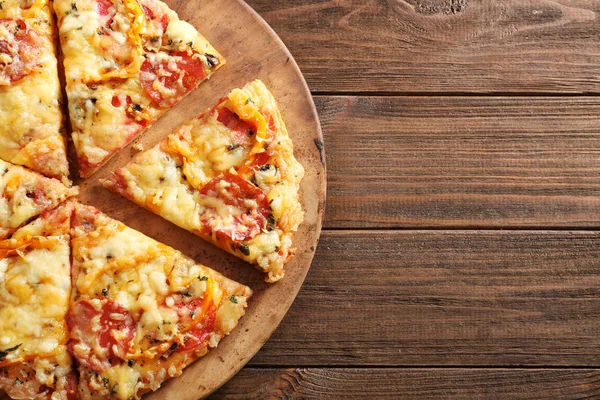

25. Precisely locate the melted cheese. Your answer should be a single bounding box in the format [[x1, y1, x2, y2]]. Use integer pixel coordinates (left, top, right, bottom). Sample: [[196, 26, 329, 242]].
[[0, 160, 77, 237], [0, 0, 69, 181], [55, 0, 224, 176], [71, 204, 251, 399], [0, 236, 71, 363], [102, 80, 304, 282]]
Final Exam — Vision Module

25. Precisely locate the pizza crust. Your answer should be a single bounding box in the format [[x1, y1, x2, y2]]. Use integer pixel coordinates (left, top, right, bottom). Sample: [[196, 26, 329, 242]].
[[102, 80, 305, 282]]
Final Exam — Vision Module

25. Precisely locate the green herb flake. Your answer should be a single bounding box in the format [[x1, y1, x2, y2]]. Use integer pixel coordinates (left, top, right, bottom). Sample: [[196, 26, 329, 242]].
[[198, 276, 208, 282], [111, 383, 118, 395], [239, 244, 250, 256], [15, 377, 23, 384], [230, 295, 239, 304], [102, 377, 109, 387], [0, 343, 22, 359]]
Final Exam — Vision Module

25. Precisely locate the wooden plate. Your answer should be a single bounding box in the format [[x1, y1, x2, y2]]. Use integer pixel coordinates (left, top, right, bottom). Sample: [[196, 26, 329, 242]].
[[74, 0, 326, 398]]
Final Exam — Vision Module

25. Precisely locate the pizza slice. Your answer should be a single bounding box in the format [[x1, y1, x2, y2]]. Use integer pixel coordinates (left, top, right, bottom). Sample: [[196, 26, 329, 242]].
[[102, 80, 304, 282], [0, 234, 76, 399], [0, 160, 78, 240], [0, 0, 70, 182], [54, 0, 225, 177], [68, 203, 251, 399], [11, 200, 75, 240]]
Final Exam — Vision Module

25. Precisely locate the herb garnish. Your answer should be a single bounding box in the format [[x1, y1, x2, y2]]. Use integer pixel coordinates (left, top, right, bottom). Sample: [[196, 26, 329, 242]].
[[0, 344, 22, 359]]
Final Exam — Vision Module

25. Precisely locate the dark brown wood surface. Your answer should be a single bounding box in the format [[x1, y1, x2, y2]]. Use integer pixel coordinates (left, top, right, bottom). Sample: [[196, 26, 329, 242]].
[[318, 96, 600, 229], [212, 368, 600, 399], [245, 0, 600, 94], [210, 0, 600, 398]]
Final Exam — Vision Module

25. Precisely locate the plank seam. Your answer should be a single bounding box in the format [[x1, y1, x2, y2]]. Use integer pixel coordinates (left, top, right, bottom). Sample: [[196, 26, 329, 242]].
[[311, 91, 600, 97], [244, 365, 600, 370], [322, 227, 600, 232]]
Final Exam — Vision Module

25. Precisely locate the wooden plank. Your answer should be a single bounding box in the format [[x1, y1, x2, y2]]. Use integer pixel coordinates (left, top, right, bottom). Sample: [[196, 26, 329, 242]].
[[249, 231, 600, 366], [246, 0, 600, 94], [210, 368, 600, 399], [317, 96, 600, 229]]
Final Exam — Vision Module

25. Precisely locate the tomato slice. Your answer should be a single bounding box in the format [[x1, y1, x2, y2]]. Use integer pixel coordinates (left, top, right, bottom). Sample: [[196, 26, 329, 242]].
[[180, 307, 216, 352], [199, 174, 270, 243], [217, 107, 257, 147], [141, 4, 169, 30], [247, 151, 271, 171], [140, 52, 206, 108], [97, 0, 116, 27], [0, 18, 41, 84], [67, 299, 135, 372]]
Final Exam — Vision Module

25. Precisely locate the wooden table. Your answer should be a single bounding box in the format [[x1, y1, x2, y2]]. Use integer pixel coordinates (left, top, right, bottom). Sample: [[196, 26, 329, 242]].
[[210, 1, 600, 398]]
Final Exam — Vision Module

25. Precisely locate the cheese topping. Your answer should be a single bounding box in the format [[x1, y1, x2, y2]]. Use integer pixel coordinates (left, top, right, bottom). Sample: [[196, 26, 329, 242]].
[[70, 204, 251, 399], [0, 0, 69, 181], [0, 236, 71, 364], [55, 0, 225, 176], [103, 80, 305, 282], [0, 159, 78, 238]]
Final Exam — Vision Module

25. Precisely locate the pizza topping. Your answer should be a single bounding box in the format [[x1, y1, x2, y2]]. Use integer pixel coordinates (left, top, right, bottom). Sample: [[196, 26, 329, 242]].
[[94, 0, 140, 71], [140, 51, 206, 108], [180, 307, 216, 351], [67, 299, 135, 371], [164, 19, 199, 51], [0, 18, 41, 84], [141, 3, 169, 31], [111, 94, 130, 108], [0, 364, 45, 399], [19, 0, 36, 9], [205, 53, 220, 67], [217, 107, 257, 148], [64, 371, 79, 400], [96, 0, 116, 27], [111, 94, 147, 126], [254, 163, 280, 191], [199, 174, 270, 243]]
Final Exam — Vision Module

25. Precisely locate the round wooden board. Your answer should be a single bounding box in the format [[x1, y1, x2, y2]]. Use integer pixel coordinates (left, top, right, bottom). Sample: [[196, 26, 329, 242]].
[[74, 0, 326, 398]]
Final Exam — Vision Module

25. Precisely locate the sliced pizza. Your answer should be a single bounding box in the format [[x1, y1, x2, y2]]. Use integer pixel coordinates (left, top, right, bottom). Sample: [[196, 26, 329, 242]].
[[0, 234, 76, 400], [11, 200, 75, 240], [54, 0, 225, 177], [68, 203, 251, 399], [0, 159, 78, 240], [102, 80, 304, 282], [0, 0, 70, 182]]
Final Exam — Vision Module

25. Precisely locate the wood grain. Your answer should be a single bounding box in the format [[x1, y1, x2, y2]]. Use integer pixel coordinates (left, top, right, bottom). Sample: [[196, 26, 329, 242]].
[[249, 231, 600, 366], [210, 368, 600, 399], [317, 96, 600, 229], [245, 0, 600, 94]]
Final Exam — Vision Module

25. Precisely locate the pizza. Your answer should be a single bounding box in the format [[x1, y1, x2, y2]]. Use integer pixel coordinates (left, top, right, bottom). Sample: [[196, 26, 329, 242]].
[[0, 220, 76, 399], [0, 159, 78, 240], [68, 203, 252, 399], [102, 80, 305, 282], [11, 200, 75, 240], [0, 0, 70, 182], [54, 0, 225, 177]]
